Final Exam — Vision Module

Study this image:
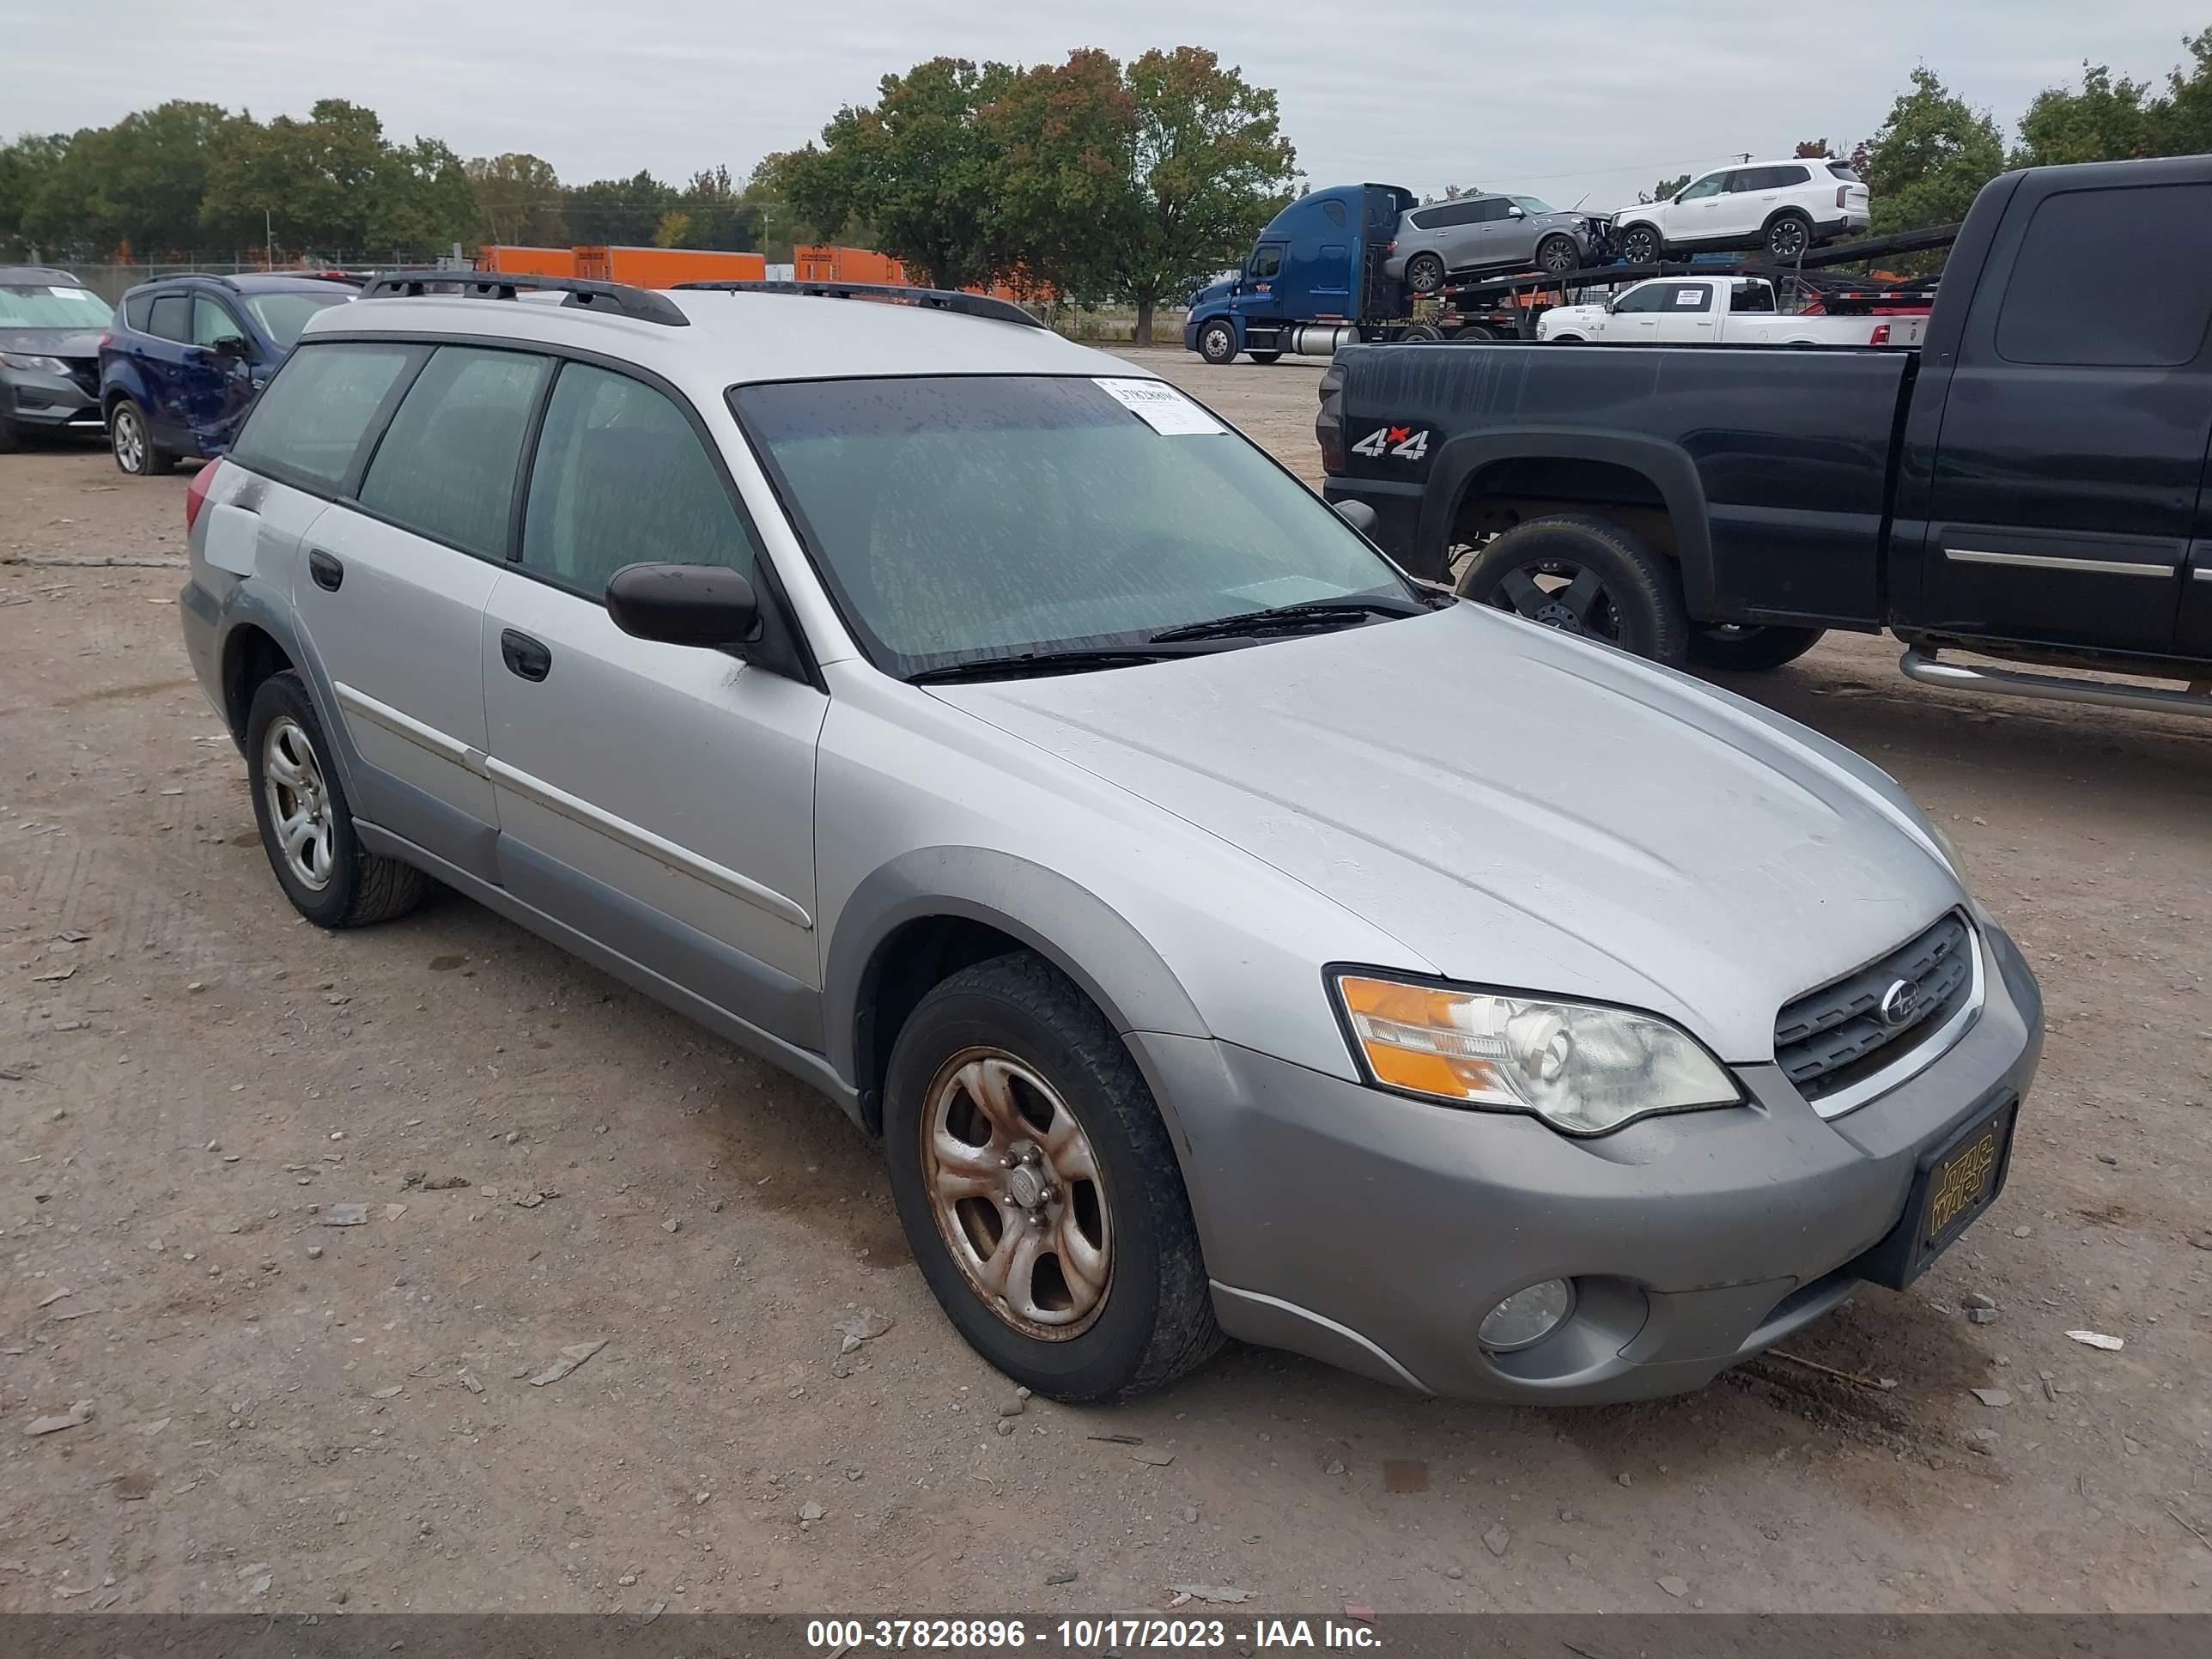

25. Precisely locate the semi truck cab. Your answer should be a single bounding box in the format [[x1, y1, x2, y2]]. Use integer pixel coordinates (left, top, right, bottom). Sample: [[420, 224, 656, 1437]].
[[1185, 184, 1416, 365]]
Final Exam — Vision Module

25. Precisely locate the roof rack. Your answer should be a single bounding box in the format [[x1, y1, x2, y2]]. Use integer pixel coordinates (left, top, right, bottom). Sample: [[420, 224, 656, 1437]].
[[672, 279, 1043, 330], [357, 269, 689, 327]]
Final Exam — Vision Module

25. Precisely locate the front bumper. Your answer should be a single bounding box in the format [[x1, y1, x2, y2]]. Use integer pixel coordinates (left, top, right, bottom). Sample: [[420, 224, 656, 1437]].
[[3, 371, 102, 433], [1139, 921, 2042, 1403]]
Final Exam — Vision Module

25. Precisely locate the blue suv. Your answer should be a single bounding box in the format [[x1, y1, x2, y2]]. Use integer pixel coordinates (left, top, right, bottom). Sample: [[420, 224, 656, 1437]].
[[100, 273, 355, 475]]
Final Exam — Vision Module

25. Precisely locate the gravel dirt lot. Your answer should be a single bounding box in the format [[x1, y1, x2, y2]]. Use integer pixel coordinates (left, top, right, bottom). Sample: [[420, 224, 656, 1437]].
[[3, 352, 2209, 1617]]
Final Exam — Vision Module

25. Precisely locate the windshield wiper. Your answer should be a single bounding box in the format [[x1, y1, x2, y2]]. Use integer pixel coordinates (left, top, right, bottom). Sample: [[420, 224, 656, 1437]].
[[907, 646, 1215, 685], [1146, 593, 1437, 645]]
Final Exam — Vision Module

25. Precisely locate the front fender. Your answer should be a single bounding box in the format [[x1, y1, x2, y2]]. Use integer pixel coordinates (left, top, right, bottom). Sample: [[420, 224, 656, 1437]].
[[823, 846, 1211, 1124]]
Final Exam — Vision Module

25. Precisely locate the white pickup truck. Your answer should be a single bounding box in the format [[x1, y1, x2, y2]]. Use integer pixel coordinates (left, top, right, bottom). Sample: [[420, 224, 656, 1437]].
[[1536, 276, 1897, 346]]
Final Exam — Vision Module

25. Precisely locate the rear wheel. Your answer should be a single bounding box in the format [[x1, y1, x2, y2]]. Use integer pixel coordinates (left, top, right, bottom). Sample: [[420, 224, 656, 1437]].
[[1196, 320, 1237, 366], [1536, 234, 1580, 275], [1765, 212, 1814, 260], [1247, 350, 1282, 365], [1686, 623, 1826, 672], [109, 400, 173, 477], [1456, 514, 1689, 665], [883, 951, 1222, 1401], [1620, 225, 1662, 264], [1399, 322, 1445, 343], [0, 418, 20, 454], [1405, 252, 1446, 295]]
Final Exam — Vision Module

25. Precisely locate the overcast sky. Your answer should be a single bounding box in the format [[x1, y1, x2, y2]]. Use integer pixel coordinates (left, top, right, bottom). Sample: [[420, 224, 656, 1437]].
[[10, 2, 2208, 212]]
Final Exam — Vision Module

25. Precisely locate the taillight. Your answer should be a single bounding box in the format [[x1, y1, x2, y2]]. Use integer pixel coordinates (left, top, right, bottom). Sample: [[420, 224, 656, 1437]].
[[1870, 325, 1892, 346], [185, 458, 220, 532], [1838, 186, 1850, 209], [1385, 240, 1396, 254]]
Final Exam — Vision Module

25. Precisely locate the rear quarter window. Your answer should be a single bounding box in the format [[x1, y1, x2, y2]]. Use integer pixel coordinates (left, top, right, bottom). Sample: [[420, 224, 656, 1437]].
[[228, 343, 417, 491], [1995, 184, 2212, 368], [124, 292, 154, 330]]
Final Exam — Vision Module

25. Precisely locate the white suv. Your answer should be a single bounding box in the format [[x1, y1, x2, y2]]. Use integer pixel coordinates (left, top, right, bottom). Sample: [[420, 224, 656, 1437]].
[[1612, 159, 1871, 264]]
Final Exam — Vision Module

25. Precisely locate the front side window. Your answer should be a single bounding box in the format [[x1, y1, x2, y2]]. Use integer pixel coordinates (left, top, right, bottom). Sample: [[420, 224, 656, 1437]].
[[1613, 283, 1674, 314], [520, 363, 757, 599], [1676, 174, 1725, 202], [1248, 245, 1284, 279], [240, 289, 351, 348], [1995, 185, 2212, 368], [191, 295, 243, 348], [1510, 196, 1557, 216], [0, 283, 112, 328], [357, 346, 551, 558], [228, 343, 416, 489], [734, 375, 1419, 679]]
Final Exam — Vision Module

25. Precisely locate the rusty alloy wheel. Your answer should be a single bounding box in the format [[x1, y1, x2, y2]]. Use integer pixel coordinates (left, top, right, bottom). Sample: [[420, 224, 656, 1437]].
[[921, 1047, 1113, 1340]]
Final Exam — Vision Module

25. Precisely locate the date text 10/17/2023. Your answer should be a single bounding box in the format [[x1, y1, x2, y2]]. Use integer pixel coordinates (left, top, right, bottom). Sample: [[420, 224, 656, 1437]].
[[805, 1618, 1383, 1650]]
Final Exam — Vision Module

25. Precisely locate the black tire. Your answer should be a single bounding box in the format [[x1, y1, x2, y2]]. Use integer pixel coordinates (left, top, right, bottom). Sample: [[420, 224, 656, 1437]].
[[1452, 324, 1498, 342], [1196, 320, 1237, 366], [1399, 322, 1445, 343], [0, 417, 22, 454], [883, 951, 1222, 1402], [108, 398, 174, 476], [1455, 514, 1689, 665], [1686, 623, 1826, 672], [1765, 212, 1813, 261], [1549, 333, 1588, 344], [1536, 234, 1580, 275], [1619, 225, 1662, 264], [245, 672, 428, 929], [1247, 350, 1282, 365], [1405, 252, 1446, 295]]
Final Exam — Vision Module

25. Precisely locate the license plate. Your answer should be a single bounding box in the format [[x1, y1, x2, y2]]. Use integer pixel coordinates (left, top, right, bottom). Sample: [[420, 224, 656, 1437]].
[[1858, 1093, 2017, 1289]]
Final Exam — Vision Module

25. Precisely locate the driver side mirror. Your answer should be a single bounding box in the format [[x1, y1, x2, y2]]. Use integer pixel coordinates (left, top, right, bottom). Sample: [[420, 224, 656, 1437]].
[[1506, 206, 1526, 219], [606, 562, 760, 649], [211, 334, 250, 358]]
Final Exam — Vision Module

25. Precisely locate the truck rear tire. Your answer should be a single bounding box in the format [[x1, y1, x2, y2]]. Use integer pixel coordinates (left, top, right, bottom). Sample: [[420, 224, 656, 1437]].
[[1686, 623, 1826, 672], [1247, 351, 1282, 364], [1456, 515, 1689, 665], [1196, 321, 1237, 365]]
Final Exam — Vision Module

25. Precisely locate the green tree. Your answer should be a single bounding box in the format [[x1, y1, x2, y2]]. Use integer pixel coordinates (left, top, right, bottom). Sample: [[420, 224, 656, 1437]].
[[0, 133, 68, 256], [2014, 62, 2152, 166], [1641, 173, 1689, 204], [371, 136, 479, 257], [2145, 27, 2212, 155], [26, 101, 240, 256], [739, 152, 835, 262], [777, 56, 1021, 289], [669, 166, 757, 250], [988, 48, 1137, 298], [1101, 47, 1300, 343], [1862, 67, 2006, 237], [652, 209, 693, 248], [1794, 139, 1833, 158], [562, 170, 678, 245], [467, 152, 566, 245]]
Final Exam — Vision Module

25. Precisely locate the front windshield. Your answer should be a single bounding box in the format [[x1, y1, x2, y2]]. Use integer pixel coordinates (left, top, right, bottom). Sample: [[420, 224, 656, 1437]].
[[0, 283, 112, 329], [241, 289, 350, 348], [733, 374, 1417, 679], [1510, 196, 1557, 215]]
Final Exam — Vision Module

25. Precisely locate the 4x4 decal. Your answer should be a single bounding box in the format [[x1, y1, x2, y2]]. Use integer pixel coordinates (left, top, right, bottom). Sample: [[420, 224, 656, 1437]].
[[1351, 424, 1430, 462]]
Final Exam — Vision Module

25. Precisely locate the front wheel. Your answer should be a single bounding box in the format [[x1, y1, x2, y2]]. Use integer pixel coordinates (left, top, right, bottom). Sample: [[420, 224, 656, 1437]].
[[883, 952, 1222, 1402], [246, 672, 428, 928], [1455, 515, 1689, 665], [1619, 225, 1662, 264], [1686, 623, 1826, 672], [1536, 234, 1581, 275], [1196, 320, 1237, 366]]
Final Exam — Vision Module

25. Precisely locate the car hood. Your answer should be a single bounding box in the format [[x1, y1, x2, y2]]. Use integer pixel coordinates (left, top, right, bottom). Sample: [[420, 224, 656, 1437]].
[[1189, 277, 1237, 310], [936, 605, 1963, 1062], [0, 327, 102, 358]]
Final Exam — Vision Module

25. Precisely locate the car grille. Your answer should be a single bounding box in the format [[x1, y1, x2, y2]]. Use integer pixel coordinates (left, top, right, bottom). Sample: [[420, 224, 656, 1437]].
[[65, 358, 100, 398], [1775, 912, 1975, 1104]]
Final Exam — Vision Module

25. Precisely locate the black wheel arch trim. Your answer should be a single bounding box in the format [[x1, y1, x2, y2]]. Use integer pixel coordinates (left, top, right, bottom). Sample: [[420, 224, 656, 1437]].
[[1419, 427, 1718, 610]]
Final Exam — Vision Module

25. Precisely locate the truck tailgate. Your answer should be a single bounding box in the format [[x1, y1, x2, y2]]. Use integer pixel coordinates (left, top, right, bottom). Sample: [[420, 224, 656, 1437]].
[[1329, 343, 1915, 627]]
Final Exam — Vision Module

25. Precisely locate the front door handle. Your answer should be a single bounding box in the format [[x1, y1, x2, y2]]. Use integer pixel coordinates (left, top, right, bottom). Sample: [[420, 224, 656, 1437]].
[[307, 549, 343, 592], [501, 629, 551, 683]]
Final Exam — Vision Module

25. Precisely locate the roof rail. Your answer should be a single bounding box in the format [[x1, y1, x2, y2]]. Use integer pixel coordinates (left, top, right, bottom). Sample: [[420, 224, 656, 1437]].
[[672, 279, 1043, 330], [357, 269, 690, 327]]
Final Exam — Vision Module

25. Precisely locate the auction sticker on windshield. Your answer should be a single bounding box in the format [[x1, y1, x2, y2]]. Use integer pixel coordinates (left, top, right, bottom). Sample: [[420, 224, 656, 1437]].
[[1092, 377, 1224, 436]]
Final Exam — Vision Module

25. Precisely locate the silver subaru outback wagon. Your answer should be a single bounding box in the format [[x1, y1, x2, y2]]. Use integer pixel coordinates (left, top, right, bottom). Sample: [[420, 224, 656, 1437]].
[[178, 275, 2041, 1406]]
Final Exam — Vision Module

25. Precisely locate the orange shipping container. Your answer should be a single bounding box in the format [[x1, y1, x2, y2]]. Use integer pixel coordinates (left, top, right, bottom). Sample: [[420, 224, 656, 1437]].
[[477, 246, 577, 277], [573, 246, 767, 288], [794, 245, 908, 286]]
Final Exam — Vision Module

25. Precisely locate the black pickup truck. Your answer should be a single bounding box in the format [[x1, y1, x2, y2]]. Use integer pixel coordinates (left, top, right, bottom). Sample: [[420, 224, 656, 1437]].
[[1320, 155, 2212, 714]]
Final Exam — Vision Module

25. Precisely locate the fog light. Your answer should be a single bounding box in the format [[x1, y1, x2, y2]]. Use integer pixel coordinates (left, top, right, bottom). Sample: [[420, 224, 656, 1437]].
[[1479, 1279, 1575, 1352]]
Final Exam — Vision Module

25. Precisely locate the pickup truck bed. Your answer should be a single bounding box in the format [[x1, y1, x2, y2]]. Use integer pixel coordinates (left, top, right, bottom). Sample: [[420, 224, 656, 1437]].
[[1321, 155, 2212, 709]]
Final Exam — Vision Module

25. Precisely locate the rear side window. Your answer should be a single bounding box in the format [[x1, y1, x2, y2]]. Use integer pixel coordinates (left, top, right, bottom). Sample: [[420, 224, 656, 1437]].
[[1996, 185, 2212, 368], [147, 293, 191, 342], [229, 343, 415, 490], [357, 346, 551, 559], [520, 363, 755, 599], [124, 292, 155, 330]]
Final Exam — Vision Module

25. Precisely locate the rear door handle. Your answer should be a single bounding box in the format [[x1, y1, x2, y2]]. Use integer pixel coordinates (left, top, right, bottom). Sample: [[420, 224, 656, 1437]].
[[501, 629, 551, 683], [307, 549, 343, 592]]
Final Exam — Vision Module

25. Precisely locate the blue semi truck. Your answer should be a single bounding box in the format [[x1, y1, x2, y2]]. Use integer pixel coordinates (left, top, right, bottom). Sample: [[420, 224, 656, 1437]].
[[1182, 182, 1614, 364]]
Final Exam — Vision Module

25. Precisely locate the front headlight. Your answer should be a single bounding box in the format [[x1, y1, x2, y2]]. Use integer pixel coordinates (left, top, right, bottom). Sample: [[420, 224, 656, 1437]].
[[0, 352, 71, 374], [1333, 972, 1741, 1135]]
